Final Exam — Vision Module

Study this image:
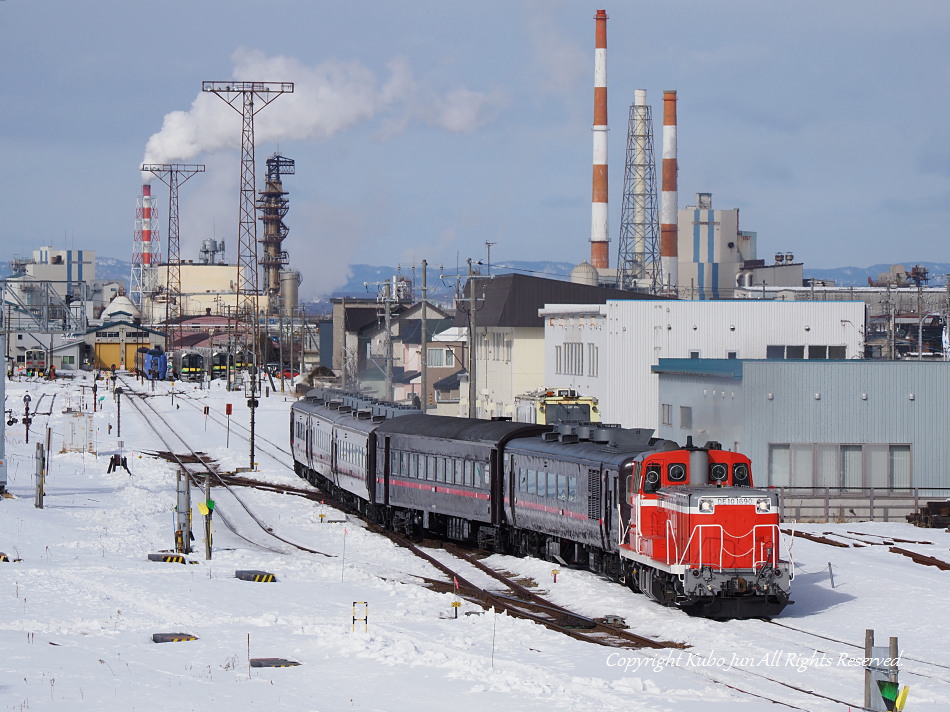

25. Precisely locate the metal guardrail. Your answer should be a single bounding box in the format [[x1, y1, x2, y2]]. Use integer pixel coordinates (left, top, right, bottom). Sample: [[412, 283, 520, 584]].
[[776, 487, 950, 523]]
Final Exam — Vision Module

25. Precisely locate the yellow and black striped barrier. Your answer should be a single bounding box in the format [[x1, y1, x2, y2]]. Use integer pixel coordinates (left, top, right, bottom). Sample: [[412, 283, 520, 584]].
[[152, 633, 199, 643], [148, 553, 198, 564], [235, 570, 277, 582], [250, 658, 300, 668]]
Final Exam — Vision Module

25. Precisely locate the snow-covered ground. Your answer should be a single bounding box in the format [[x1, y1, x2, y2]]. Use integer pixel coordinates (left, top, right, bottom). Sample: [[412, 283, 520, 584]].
[[2, 372, 949, 711]]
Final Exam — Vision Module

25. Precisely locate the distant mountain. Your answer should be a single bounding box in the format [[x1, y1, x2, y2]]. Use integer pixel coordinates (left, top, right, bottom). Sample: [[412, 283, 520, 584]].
[[330, 261, 577, 301], [7, 255, 950, 300]]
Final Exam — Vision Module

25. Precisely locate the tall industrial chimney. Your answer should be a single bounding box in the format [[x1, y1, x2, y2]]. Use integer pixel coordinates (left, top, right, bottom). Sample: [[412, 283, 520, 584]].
[[141, 184, 153, 267], [660, 90, 678, 291], [590, 9, 609, 270]]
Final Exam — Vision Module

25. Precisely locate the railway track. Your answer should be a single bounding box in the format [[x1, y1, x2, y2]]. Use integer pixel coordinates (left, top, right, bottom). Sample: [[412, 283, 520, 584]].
[[117, 377, 938, 710], [784, 526, 950, 571], [117, 375, 331, 558]]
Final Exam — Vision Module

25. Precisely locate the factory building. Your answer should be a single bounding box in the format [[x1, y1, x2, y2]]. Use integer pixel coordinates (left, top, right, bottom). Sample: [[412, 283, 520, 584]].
[[6, 245, 121, 318], [653, 357, 950, 500], [674, 193, 803, 300], [539, 299, 866, 430], [138, 261, 243, 324]]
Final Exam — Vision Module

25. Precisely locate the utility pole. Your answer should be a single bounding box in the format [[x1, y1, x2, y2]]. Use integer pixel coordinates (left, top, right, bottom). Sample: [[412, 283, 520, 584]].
[[420, 259, 428, 412], [365, 277, 400, 401], [383, 281, 393, 401], [467, 259, 477, 417]]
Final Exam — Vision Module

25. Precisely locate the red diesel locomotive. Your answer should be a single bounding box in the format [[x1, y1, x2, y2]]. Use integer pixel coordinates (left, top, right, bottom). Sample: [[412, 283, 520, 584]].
[[291, 389, 793, 619]]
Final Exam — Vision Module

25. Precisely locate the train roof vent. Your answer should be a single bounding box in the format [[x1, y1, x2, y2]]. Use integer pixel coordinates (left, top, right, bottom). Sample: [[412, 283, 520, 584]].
[[591, 428, 614, 444], [355, 410, 372, 419], [541, 431, 561, 442], [558, 424, 576, 437], [574, 425, 592, 441], [559, 433, 579, 444], [327, 400, 342, 410], [338, 405, 353, 413], [371, 414, 387, 423]]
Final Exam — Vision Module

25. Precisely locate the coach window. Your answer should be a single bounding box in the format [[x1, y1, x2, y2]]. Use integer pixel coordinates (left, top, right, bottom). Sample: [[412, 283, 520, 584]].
[[557, 474, 567, 501], [567, 476, 577, 501], [437, 458, 446, 482], [518, 468, 527, 492], [524, 469, 535, 494], [474, 462, 486, 488], [534, 471, 545, 497]]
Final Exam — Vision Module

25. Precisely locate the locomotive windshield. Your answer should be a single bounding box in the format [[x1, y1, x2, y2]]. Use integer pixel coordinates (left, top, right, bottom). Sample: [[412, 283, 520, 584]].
[[545, 403, 592, 423]]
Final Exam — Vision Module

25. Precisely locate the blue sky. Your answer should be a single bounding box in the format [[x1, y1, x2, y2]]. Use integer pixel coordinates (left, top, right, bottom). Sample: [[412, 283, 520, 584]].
[[3, 1, 949, 297]]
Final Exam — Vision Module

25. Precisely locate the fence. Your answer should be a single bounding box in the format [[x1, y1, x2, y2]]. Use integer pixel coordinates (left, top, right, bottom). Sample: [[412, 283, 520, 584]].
[[777, 487, 950, 523]]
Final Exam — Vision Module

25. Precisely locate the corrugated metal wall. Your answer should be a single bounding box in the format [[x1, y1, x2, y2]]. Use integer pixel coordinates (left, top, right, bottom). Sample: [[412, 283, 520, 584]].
[[603, 300, 866, 429], [657, 359, 950, 490]]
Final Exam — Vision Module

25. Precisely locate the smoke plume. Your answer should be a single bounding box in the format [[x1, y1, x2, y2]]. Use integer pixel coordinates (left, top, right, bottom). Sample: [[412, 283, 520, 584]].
[[142, 48, 503, 170]]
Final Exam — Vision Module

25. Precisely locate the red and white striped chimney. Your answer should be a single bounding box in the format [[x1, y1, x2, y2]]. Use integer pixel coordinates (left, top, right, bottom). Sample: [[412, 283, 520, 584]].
[[660, 90, 678, 291], [590, 9, 609, 270], [141, 184, 153, 266]]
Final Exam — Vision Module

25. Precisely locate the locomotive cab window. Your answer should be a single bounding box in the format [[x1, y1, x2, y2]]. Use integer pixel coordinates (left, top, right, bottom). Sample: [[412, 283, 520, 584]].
[[733, 462, 750, 486], [643, 464, 662, 494], [709, 462, 729, 485], [668, 463, 687, 483]]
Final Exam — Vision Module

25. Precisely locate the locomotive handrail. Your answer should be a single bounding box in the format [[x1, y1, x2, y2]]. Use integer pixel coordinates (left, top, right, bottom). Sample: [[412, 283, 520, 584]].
[[667, 522, 782, 569]]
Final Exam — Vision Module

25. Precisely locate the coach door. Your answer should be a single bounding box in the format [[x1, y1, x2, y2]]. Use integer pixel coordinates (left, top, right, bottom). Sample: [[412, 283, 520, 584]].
[[490, 449, 503, 525], [589, 468, 606, 549], [382, 436, 391, 506]]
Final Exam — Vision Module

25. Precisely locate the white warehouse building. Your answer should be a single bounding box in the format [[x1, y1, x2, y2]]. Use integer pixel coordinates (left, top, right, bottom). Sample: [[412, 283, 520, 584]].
[[539, 299, 867, 430]]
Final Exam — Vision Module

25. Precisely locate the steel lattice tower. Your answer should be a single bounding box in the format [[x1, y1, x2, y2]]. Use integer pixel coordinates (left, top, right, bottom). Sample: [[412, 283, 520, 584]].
[[201, 82, 293, 356], [257, 153, 295, 315], [141, 163, 205, 352], [617, 90, 661, 293], [130, 185, 160, 307], [202, 80, 293, 470]]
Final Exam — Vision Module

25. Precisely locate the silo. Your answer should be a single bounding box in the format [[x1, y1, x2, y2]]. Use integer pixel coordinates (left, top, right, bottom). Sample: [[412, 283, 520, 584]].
[[280, 269, 301, 316]]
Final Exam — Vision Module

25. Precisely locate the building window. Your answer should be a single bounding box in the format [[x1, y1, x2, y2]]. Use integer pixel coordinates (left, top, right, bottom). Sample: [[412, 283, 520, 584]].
[[61, 356, 75, 365], [828, 345, 847, 359], [427, 348, 454, 368], [563, 342, 584, 376], [679, 406, 692, 429], [768, 444, 791, 487], [554, 345, 562, 374], [689, 351, 700, 359], [661, 404, 672, 426], [767, 442, 912, 489], [586, 343, 598, 377], [727, 351, 738, 359], [809, 345, 828, 360]]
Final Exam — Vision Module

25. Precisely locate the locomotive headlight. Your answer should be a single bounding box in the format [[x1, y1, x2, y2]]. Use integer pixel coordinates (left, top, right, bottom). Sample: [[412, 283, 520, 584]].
[[755, 498, 772, 513], [698, 498, 714, 513]]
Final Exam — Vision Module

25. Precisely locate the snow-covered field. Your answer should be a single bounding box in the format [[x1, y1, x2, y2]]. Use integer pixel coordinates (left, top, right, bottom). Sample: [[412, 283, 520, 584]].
[[2, 372, 949, 711]]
